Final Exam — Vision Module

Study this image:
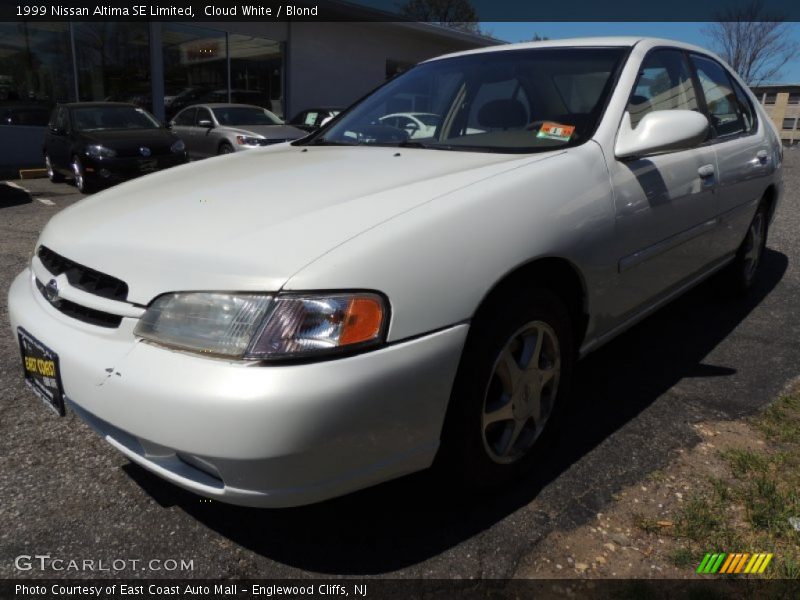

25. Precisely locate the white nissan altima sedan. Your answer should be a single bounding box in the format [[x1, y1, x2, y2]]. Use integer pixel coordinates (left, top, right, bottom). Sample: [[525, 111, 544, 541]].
[[9, 38, 782, 507]]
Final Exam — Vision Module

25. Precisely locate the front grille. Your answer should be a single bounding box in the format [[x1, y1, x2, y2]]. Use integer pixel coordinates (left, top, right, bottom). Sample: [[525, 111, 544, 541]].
[[38, 246, 128, 302], [35, 279, 122, 328]]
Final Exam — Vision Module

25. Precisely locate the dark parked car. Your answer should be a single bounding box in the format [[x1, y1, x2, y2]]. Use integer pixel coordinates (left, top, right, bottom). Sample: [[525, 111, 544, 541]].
[[289, 107, 343, 132], [44, 102, 188, 193]]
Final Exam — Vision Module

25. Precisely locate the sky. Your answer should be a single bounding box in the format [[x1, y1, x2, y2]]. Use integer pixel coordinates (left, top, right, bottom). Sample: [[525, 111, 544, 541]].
[[484, 22, 800, 83]]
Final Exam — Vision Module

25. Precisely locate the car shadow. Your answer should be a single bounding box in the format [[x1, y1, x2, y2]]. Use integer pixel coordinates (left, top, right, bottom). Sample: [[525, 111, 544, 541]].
[[124, 248, 788, 575], [0, 182, 32, 208]]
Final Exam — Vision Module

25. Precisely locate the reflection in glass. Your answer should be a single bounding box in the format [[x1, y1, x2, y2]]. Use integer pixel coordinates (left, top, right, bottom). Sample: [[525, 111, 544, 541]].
[[229, 34, 284, 117], [162, 24, 226, 119], [0, 23, 74, 105], [73, 23, 151, 111]]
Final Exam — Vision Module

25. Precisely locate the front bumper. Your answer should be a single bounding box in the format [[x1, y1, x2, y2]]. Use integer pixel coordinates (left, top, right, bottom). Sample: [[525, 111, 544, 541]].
[[84, 153, 188, 182], [8, 269, 468, 507]]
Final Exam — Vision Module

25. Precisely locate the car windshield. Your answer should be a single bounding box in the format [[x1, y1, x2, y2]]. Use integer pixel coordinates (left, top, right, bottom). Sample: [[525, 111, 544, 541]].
[[307, 47, 626, 152], [212, 107, 282, 126], [414, 113, 439, 126], [73, 106, 160, 131]]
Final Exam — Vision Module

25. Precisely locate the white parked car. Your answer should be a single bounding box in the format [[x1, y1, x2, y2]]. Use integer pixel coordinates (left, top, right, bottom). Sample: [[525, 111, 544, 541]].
[[9, 38, 782, 507]]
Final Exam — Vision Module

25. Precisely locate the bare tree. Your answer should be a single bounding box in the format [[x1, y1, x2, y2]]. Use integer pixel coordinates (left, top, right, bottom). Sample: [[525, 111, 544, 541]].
[[400, 0, 481, 34], [703, 0, 798, 84], [531, 33, 550, 41]]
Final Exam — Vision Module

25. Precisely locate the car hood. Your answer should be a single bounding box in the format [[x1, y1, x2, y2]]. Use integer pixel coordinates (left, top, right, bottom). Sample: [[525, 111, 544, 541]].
[[219, 124, 306, 139], [80, 128, 179, 155], [39, 145, 558, 304]]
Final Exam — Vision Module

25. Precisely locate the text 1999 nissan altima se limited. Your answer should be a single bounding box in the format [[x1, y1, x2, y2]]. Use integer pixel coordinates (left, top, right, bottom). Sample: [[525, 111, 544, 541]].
[[8, 38, 782, 507]]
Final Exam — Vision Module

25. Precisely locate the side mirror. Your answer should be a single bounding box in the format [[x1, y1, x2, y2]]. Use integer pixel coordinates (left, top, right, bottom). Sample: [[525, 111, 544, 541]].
[[197, 119, 213, 128], [615, 110, 709, 159]]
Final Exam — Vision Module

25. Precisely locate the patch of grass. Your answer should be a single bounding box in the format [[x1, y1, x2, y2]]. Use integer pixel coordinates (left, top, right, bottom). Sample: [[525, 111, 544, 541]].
[[709, 477, 731, 503], [668, 386, 800, 578], [758, 392, 800, 444], [721, 448, 769, 479], [668, 546, 696, 569], [744, 475, 787, 533], [676, 496, 720, 542], [633, 513, 662, 534], [778, 558, 800, 580]]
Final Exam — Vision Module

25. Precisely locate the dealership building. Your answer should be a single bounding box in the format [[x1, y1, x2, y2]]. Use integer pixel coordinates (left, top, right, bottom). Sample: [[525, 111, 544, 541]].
[[0, 14, 495, 173]]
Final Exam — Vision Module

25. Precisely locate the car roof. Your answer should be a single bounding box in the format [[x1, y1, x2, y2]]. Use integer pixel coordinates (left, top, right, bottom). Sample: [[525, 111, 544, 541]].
[[61, 102, 139, 109], [195, 103, 270, 110], [425, 36, 716, 63]]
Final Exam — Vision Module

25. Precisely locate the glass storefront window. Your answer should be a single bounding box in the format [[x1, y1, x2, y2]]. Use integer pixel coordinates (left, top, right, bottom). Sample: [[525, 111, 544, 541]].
[[0, 23, 74, 105], [162, 24, 227, 119], [73, 23, 151, 111], [229, 34, 284, 117]]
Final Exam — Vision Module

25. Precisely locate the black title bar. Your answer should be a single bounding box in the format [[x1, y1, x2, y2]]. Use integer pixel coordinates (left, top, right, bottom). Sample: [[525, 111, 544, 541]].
[[1, 0, 800, 22]]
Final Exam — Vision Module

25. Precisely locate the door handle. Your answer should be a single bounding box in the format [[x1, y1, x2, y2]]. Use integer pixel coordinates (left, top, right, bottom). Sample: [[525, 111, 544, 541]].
[[698, 164, 715, 178]]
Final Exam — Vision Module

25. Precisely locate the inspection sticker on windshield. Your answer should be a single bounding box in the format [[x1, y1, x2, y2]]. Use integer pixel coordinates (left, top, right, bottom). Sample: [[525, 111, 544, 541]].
[[536, 122, 575, 142]]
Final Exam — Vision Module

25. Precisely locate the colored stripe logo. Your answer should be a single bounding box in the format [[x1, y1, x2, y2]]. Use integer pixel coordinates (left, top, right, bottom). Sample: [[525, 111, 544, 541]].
[[697, 553, 773, 574]]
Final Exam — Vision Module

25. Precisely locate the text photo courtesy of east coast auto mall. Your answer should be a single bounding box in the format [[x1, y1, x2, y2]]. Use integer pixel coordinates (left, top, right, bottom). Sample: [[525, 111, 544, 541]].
[[2, 0, 800, 598]]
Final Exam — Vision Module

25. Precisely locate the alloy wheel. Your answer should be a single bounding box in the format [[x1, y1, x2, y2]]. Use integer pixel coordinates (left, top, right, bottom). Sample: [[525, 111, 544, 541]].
[[71, 158, 85, 192], [481, 320, 561, 464], [743, 211, 765, 284]]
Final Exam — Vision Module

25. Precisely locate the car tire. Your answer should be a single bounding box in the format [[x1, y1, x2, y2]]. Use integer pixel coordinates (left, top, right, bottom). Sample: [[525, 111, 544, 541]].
[[218, 142, 234, 155], [71, 155, 93, 194], [436, 287, 574, 489], [726, 201, 769, 293], [45, 154, 65, 183]]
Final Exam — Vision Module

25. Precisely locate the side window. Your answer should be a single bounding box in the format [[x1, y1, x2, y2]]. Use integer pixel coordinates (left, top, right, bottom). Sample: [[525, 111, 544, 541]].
[[174, 108, 195, 126], [195, 107, 213, 125], [730, 78, 757, 133], [628, 49, 698, 128], [690, 54, 745, 137]]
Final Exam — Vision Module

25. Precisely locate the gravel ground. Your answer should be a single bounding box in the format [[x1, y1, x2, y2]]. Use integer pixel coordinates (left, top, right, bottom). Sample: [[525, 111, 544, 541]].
[[1, 152, 799, 580]]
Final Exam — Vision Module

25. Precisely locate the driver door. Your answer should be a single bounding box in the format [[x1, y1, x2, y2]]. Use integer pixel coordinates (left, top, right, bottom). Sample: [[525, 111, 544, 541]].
[[606, 48, 720, 321]]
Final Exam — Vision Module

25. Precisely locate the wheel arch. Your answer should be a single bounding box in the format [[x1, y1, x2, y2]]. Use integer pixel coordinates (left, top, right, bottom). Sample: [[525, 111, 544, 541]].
[[470, 256, 590, 354], [761, 183, 778, 223]]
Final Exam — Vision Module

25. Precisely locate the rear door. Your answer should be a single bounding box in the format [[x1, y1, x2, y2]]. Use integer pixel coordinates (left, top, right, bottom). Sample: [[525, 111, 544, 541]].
[[688, 53, 773, 257], [606, 48, 720, 319]]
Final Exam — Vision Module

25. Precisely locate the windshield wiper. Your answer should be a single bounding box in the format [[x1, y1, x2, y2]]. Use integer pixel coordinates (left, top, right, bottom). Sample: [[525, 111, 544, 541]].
[[396, 140, 432, 149], [303, 137, 358, 146]]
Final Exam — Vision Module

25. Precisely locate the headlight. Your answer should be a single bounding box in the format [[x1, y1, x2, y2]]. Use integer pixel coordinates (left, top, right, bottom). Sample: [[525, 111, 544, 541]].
[[85, 144, 116, 159], [134, 292, 388, 360], [170, 139, 186, 153], [247, 293, 387, 359], [135, 293, 274, 357], [236, 135, 262, 146]]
